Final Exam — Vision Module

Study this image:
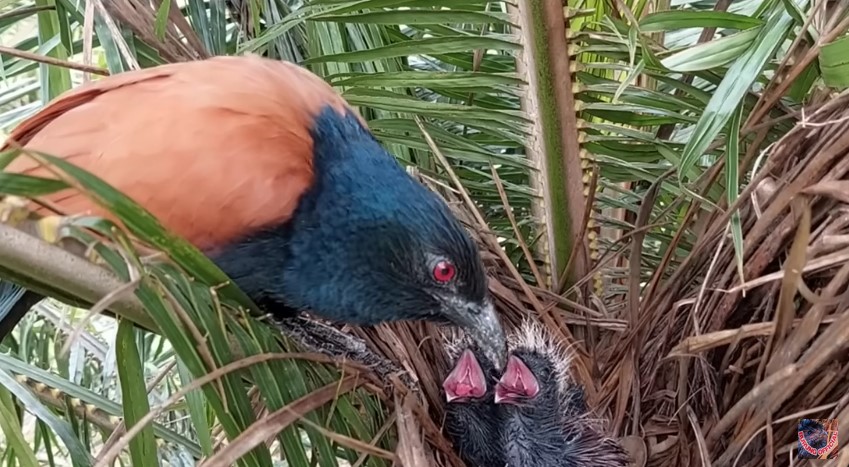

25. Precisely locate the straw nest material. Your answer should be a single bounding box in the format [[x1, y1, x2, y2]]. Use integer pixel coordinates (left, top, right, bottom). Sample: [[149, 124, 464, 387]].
[[361, 91, 849, 466]]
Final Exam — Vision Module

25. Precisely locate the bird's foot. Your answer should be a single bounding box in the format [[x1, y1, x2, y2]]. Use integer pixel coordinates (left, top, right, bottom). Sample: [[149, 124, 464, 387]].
[[268, 315, 418, 393], [0, 196, 31, 226], [0, 198, 94, 259]]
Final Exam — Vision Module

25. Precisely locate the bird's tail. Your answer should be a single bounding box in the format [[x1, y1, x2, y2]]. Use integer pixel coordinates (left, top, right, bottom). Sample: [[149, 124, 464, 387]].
[[0, 280, 30, 341]]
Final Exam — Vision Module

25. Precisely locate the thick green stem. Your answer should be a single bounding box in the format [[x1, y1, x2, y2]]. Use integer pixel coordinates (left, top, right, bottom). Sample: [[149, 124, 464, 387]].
[[512, 0, 589, 288]]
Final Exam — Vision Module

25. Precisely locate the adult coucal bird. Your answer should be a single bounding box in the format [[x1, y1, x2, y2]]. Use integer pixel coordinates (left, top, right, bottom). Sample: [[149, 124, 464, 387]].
[[442, 339, 505, 466], [0, 54, 506, 366], [442, 322, 630, 466]]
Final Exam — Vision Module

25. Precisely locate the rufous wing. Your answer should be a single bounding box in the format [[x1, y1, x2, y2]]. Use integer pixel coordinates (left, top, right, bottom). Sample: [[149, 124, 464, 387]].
[[3, 55, 356, 250]]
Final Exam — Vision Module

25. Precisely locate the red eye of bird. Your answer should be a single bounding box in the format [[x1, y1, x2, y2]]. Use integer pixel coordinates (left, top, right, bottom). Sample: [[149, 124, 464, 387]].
[[433, 260, 456, 283]]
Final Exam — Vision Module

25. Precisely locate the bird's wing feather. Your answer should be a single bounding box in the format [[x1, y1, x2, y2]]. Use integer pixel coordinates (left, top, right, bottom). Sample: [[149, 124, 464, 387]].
[[3, 55, 356, 250]]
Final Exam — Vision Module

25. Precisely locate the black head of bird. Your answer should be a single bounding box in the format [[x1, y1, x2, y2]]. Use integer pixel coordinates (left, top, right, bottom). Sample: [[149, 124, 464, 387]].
[[442, 341, 505, 467], [495, 321, 631, 467]]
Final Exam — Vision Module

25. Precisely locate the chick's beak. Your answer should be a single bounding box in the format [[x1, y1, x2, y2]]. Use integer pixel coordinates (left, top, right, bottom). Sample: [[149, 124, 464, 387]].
[[494, 354, 539, 404], [450, 300, 506, 369], [442, 349, 487, 402]]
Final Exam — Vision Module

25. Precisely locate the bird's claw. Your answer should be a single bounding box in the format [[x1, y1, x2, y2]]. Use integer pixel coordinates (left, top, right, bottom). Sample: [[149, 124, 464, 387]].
[[0, 196, 31, 226], [269, 315, 418, 392], [0, 197, 79, 250]]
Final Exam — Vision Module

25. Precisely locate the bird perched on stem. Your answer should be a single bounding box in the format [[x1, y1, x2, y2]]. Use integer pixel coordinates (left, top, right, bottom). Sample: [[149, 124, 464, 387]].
[[0, 54, 506, 367], [442, 322, 630, 467]]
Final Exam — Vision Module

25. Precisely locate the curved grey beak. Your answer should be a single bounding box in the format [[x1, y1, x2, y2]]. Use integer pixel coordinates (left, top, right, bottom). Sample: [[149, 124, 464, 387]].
[[450, 300, 507, 370]]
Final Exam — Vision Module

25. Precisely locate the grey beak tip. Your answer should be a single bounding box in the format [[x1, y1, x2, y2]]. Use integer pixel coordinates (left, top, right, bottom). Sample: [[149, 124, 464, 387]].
[[482, 326, 507, 370], [451, 299, 508, 368], [492, 351, 506, 370]]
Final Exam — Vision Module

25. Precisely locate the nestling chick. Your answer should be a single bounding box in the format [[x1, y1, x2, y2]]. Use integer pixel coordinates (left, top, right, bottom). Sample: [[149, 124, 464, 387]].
[[495, 321, 631, 467], [442, 335, 505, 467], [442, 322, 630, 467]]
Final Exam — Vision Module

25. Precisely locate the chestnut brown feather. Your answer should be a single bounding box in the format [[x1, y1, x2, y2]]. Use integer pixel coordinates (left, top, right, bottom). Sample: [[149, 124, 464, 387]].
[[3, 54, 355, 249]]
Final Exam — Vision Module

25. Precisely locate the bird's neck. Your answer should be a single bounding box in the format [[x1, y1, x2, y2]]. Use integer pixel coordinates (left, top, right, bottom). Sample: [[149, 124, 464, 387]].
[[210, 105, 424, 322], [502, 393, 567, 458], [505, 396, 563, 429], [444, 400, 505, 465], [503, 404, 564, 466]]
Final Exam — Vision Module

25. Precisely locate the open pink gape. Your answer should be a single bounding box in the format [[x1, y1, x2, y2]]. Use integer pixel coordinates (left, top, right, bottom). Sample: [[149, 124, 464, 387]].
[[443, 349, 487, 402], [494, 355, 540, 404]]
